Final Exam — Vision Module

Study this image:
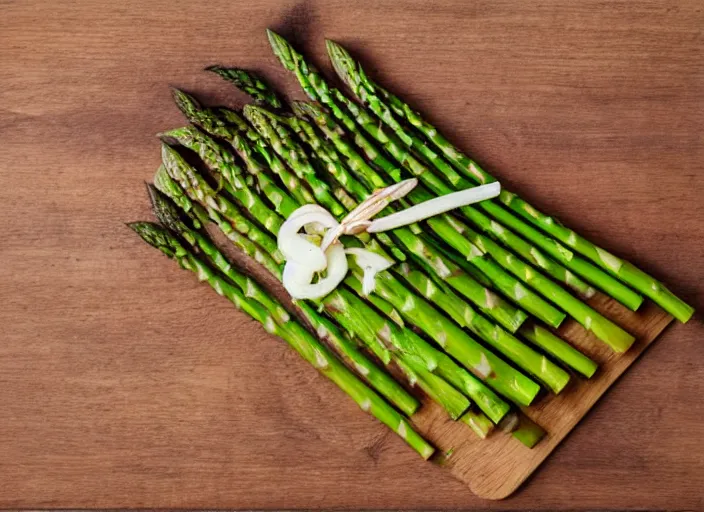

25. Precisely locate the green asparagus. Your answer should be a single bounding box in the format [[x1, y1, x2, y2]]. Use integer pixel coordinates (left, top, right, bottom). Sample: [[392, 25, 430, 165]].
[[325, 40, 691, 322], [129, 221, 434, 458], [244, 103, 539, 332], [229, 111, 566, 397], [148, 182, 421, 416], [207, 66, 283, 108], [265, 34, 572, 329], [159, 144, 478, 419]]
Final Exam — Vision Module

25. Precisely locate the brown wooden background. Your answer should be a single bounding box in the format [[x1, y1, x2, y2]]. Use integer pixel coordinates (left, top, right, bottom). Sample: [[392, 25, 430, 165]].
[[1, 0, 703, 509]]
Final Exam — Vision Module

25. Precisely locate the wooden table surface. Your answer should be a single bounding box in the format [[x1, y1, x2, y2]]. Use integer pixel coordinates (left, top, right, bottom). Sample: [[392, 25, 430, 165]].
[[1, 0, 703, 509]]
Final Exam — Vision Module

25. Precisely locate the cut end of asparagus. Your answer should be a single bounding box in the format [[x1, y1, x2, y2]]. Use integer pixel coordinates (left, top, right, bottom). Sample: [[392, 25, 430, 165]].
[[511, 414, 547, 448]]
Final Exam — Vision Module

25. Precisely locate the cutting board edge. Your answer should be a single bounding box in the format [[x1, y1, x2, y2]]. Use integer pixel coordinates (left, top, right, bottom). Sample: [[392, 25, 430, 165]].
[[467, 311, 676, 500]]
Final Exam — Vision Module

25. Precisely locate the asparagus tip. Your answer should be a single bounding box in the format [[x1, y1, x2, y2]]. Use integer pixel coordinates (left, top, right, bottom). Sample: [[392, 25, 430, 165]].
[[266, 29, 295, 71], [170, 87, 201, 118], [325, 40, 355, 85]]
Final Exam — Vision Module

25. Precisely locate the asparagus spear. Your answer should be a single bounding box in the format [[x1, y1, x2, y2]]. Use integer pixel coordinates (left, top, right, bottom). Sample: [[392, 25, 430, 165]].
[[289, 97, 635, 353], [339, 73, 644, 317], [498, 190, 694, 322], [154, 165, 471, 420], [206, 66, 283, 108], [518, 323, 598, 378], [159, 142, 481, 420], [167, 104, 564, 400], [173, 135, 523, 417], [460, 409, 495, 440], [230, 114, 566, 398], [159, 126, 285, 235], [153, 165, 284, 279], [500, 412, 546, 448], [158, 100, 546, 442], [271, 40, 608, 340], [264, 35, 570, 329], [266, 33, 640, 337], [219, 132, 548, 408], [129, 221, 433, 458], [170, 88, 320, 208], [325, 41, 691, 321], [286, 103, 618, 355], [243, 104, 549, 332], [203, 107, 525, 334], [268, 109, 571, 396], [159, 142, 284, 267], [146, 182, 289, 324], [147, 182, 421, 416]]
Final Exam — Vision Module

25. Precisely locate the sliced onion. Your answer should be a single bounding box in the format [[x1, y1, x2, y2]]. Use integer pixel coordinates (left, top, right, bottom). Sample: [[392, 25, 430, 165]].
[[345, 178, 418, 225], [320, 179, 418, 251], [283, 244, 349, 300], [367, 182, 501, 233], [345, 247, 394, 296], [278, 205, 339, 271]]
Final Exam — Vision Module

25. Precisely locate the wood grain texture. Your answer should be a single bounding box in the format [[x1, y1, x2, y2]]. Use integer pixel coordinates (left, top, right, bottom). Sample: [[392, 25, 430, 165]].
[[424, 297, 673, 500], [0, 0, 702, 509]]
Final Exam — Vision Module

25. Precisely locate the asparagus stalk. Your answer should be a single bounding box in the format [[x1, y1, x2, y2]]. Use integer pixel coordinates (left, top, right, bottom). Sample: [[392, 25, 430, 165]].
[[147, 182, 289, 324], [268, 40, 596, 336], [284, 103, 603, 364], [170, 88, 320, 208], [264, 35, 570, 328], [158, 107, 547, 442], [159, 142, 479, 420], [243, 105, 347, 218], [153, 165, 284, 279], [154, 166, 467, 421], [269, 109, 570, 398], [148, 182, 421, 416], [243, 104, 537, 332], [341, 73, 644, 324], [227, 109, 526, 334], [168, 121, 552, 413], [159, 142, 284, 267], [289, 98, 634, 354], [460, 409, 495, 439], [129, 221, 433, 458], [412, 186, 635, 353], [159, 126, 285, 235], [266, 34, 640, 340], [231, 113, 566, 399], [498, 190, 694, 322], [519, 323, 598, 378], [500, 412, 546, 448], [194, 136, 523, 417], [206, 66, 283, 108], [325, 41, 691, 321]]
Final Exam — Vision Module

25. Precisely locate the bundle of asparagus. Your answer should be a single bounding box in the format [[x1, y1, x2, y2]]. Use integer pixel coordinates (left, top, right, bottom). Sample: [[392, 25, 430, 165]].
[[129, 31, 693, 460]]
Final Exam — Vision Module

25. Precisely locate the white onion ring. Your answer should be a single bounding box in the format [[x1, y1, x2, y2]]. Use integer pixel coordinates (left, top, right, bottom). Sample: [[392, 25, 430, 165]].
[[345, 248, 394, 296], [278, 206, 339, 271], [282, 244, 348, 300]]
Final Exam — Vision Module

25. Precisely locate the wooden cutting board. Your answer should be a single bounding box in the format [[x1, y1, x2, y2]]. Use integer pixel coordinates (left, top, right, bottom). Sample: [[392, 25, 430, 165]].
[[1, 0, 702, 509], [408, 295, 672, 499]]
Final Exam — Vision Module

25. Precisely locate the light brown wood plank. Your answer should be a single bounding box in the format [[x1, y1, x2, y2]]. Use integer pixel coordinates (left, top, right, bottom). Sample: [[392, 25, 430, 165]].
[[407, 297, 673, 499]]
